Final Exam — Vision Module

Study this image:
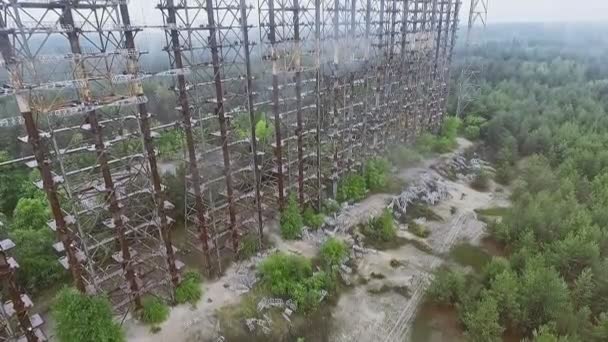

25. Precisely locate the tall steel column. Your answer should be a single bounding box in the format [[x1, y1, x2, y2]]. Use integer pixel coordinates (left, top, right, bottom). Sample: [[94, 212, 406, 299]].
[[158, 0, 212, 272]]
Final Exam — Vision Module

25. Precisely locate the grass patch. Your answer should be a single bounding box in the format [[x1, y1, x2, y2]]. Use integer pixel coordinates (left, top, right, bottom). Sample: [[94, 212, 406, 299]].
[[474, 207, 510, 218], [405, 238, 435, 254], [376, 175, 408, 194], [139, 297, 169, 325], [405, 203, 442, 222], [175, 271, 203, 305], [302, 206, 325, 230], [361, 209, 396, 241], [408, 220, 430, 238], [239, 235, 261, 260], [448, 243, 492, 272], [388, 146, 423, 168], [367, 284, 410, 298]]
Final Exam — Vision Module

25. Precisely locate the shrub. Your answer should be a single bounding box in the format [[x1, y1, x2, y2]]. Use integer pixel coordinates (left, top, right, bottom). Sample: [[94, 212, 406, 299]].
[[388, 146, 422, 168], [426, 268, 466, 305], [53, 288, 124, 342], [175, 271, 202, 305], [470, 170, 491, 191], [157, 129, 182, 159], [362, 209, 396, 242], [258, 253, 313, 297], [415, 133, 437, 155], [440, 116, 462, 140], [433, 137, 456, 153], [364, 158, 391, 192], [464, 125, 481, 140], [302, 206, 325, 230], [280, 194, 303, 239], [255, 118, 274, 145], [319, 238, 347, 270], [139, 297, 169, 325], [291, 271, 330, 311], [408, 220, 430, 238], [258, 253, 329, 311], [494, 162, 514, 185], [337, 174, 367, 203], [322, 199, 340, 214]]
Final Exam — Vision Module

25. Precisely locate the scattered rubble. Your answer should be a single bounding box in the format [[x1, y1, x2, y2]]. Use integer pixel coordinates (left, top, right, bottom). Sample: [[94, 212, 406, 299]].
[[245, 314, 272, 334], [434, 153, 495, 181], [389, 172, 451, 218], [233, 249, 277, 294]]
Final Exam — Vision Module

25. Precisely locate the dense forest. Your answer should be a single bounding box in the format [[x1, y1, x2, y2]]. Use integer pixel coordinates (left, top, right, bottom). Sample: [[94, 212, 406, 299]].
[[428, 24, 608, 341]]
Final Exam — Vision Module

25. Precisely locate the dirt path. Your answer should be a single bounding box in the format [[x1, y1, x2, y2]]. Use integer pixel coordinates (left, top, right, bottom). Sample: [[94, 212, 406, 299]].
[[330, 139, 510, 342]]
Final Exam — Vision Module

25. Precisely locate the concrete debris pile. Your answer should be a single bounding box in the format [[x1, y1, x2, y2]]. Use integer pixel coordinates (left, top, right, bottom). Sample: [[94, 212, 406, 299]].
[[352, 244, 378, 259], [234, 249, 277, 294], [301, 226, 330, 245], [338, 263, 353, 286], [245, 314, 272, 334], [435, 153, 495, 180], [389, 172, 451, 217], [254, 297, 298, 324], [257, 297, 285, 312]]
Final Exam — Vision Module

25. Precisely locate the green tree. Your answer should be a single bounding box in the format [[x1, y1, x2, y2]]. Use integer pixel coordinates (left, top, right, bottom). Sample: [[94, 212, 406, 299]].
[[519, 259, 571, 333], [319, 238, 347, 270], [489, 269, 521, 325], [11, 197, 49, 231], [0, 152, 29, 216], [426, 268, 466, 305], [53, 288, 124, 342], [462, 293, 503, 342], [280, 194, 303, 239], [11, 229, 64, 293]]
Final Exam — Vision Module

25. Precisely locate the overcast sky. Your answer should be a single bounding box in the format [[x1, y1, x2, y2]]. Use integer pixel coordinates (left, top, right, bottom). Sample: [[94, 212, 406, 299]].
[[463, 0, 608, 24], [129, 0, 608, 26]]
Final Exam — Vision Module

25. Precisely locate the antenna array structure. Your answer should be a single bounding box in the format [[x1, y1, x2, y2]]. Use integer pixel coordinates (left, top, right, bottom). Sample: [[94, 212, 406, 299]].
[[0, 0, 462, 331], [0, 0, 183, 321], [455, 0, 487, 117]]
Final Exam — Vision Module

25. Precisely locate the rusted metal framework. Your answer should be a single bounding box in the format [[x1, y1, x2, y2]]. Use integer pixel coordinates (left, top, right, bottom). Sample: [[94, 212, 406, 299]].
[[455, 0, 488, 117], [0, 0, 182, 313], [258, 0, 321, 210], [0, 0, 460, 316], [157, 0, 263, 274], [0, 238, 45, 342]]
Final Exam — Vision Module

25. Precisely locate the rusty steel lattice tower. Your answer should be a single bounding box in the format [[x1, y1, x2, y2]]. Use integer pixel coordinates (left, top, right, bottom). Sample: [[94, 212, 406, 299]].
[[455, 0, 488, 117], [157, 0, 263, 274], [0, 0, 183, 316], [0, 0, 461, 325]]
